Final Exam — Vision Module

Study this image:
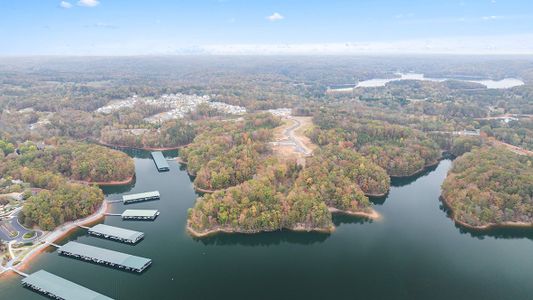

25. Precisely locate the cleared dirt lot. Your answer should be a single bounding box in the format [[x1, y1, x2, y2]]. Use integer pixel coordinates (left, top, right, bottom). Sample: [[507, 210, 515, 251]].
[[272, 116, 317, 165]]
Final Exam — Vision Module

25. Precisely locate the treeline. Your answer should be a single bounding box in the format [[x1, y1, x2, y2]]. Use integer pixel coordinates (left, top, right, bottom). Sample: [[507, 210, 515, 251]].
[[450, 136, 483, 157], [309, 109, 442, 177], [180, 113, 280, 191], [441, 147, 533, 227], [0, 139, 15, 157], [0, 140, 133, 230], [188, 161, 333, 233], [5, 166, 104, 230], [100, 119, 196, 149], [481, 119, 533, 151], [0, 140, 134, 183], [19, 182, 103, 230]]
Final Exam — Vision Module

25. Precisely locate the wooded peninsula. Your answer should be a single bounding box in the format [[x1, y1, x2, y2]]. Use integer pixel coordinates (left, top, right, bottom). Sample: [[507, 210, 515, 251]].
[[0, 56, 532, 237]]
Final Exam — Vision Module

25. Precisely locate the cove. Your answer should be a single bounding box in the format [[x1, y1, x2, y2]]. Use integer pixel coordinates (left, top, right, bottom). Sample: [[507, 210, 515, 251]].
[[2, 151, 533, 300]]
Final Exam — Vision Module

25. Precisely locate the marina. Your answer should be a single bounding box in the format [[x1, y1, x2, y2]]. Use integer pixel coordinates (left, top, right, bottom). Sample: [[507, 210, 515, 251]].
[[121, 209, 160, 220], [21, 270, 113, 300], [88, 224, 144, 244], [150, 151, 170, 171], [57, 241, 152, 273], [5, 154, 533, 299], [122, 191, 160, 204]]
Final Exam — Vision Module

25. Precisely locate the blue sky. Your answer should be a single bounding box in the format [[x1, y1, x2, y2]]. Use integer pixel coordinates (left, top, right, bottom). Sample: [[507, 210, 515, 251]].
[[1, 0, 532, 55]]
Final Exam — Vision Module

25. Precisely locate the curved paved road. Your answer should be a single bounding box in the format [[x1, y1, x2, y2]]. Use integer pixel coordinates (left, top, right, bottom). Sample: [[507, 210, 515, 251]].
[[275, 117, 312, 156], [0, 209, 42, 243]]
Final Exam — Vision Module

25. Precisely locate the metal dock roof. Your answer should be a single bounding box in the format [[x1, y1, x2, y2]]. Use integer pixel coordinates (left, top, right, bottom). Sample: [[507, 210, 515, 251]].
[[122, 191, 160, 202], [58, 241, 151, 271], [22, 270, 113, 300], [89, 224, 144, 242], [151, 151, 170, 171], [121, 209, 159, 218]]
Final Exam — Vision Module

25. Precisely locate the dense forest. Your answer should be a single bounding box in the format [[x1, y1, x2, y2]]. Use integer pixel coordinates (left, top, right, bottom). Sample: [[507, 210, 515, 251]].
[[0, 140, 134, 183], [187, 143, 390, 235], [188, 160, 334, 234], [1, 56, 532, 236], [441, 147, 533, 228], [19, 182, 103, 230], [481, 119, 533, 151], [180, 113, 280, 191], [0, 140, 133, 230], [309, 108, 442, 177], [449, 136, 484, 157], [100, 119, 196, 149]]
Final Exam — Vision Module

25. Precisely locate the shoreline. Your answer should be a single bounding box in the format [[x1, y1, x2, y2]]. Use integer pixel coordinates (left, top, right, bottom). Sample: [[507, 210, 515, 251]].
[[364, 191, 388, 197], [71, 174, 135, 186], [440, 194, 533, 231], [389, 159, 441, 179], [193, 184, 217, 194], [186, 221, 335, 238], [328, 207, 381, 220], [97, 140, 184, 151], [175, 157, 187, 165], [2, 199, 109, 277]]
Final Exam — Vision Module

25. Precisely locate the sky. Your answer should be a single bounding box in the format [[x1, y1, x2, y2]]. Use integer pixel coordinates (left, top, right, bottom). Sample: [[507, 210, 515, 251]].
[[0, 0, 532, 55]]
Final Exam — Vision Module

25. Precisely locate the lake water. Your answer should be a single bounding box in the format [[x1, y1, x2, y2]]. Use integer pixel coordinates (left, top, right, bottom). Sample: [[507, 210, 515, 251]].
[[355, 73, 525, 89], [2, 151, 533, 299]]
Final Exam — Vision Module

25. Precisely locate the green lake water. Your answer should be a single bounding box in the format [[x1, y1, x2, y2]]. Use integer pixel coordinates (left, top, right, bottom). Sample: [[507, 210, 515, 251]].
[[2, 150, 533, 299]]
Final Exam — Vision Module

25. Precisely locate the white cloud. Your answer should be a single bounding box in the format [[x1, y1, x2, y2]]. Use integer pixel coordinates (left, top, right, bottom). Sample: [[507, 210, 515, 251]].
[[266, 12, 284, 22], [77, 0, 100, 7], [482, 15, 503, 21], [60, 1, 73, 9]]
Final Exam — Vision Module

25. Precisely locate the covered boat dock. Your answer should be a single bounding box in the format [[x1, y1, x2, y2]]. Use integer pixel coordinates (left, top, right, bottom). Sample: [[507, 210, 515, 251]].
[[57, 241, 152, 273], [122, 191, 160, 204], [88, 224, 144, 244], [21, 269, 113, 300], [151, 151, 170, 171], [121, 209, 160, 220]]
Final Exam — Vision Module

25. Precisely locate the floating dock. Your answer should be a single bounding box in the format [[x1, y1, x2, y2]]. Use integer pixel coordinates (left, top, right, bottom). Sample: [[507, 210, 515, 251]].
[[122, 191, 160, 204], [88, 224, 144, 244], [58, 241, 152, 273], [151, 151, 170, 171], [121, 209, 160, 220], [22, 269, 113, 300]]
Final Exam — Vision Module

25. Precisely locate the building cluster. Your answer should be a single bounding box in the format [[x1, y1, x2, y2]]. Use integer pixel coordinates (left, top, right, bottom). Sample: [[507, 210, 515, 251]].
[[209, 101, 247, 115], [452, 129, 481, 136], [96, 93, 246, 124], [267, 108, 292, 117]]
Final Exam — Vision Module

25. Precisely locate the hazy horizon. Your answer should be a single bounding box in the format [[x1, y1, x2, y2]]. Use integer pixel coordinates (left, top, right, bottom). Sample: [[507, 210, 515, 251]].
[[1, 0, 532, 56]]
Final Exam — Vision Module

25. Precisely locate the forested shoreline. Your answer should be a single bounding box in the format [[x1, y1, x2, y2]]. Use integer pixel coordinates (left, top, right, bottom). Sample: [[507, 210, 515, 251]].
[[442, 146, 533, 229], [0, 139, 134, 230], [1, 56, 532, 236]]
